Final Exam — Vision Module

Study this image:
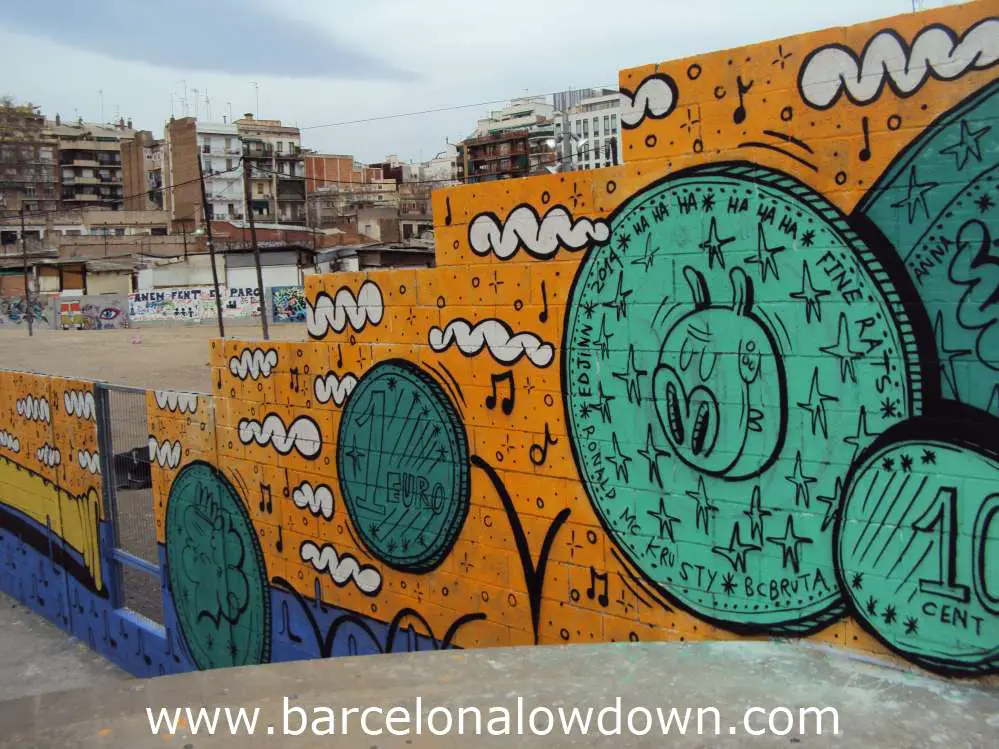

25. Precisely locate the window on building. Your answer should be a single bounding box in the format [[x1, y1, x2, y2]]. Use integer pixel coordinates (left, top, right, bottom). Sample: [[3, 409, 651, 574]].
[[228, 203, 235, 217], [256, 183, 263, 195], [224, 137, 232, 150], [276, 141, 283, 153], [202, 143, 210, 154], [582, 120, 588, 137], [593, 117, 599, 135], [604, 115, 609, 133], [203, 159, 211, 174], [226, 158, 234, 171], [611, 114, 618, 133]]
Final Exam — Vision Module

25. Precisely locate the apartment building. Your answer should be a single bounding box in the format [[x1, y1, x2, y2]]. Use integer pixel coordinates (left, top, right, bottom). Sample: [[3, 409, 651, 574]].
[[0, 100, 59, 214], [305, 153, 398, 228], [235, 114, 306, 225], [121, 130, 164, 211], [48, 117, 134, 210], [556, 90, 621, 171], [462, 97, 557, 183]]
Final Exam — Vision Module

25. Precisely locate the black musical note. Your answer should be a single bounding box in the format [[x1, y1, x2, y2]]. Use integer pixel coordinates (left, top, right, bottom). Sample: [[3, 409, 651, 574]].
[[445, 196, 453, 226], [529, 423, 559, 466], [586, 567, 610, 607], [103, 611, 117, 648], [135, 629, 151, 666], [733, 76, 753, 124], [859, 116, 872, 162], [539, 280, 549, 323], [290, 367, 301, 393], [313, 577, 328, 614], [259, 482, 273, 515], [485, 371, 515, 415], [279, 601, 303, 644], [276, 526, 284, 553], [336, 344, 343, 369]]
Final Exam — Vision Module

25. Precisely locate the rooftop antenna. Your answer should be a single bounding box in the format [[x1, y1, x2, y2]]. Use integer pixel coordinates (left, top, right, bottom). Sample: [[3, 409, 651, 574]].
[[226, 101, 233, 124], [98, 89, 104, 123], [205, 89, 212, 121], [178, 79, 188, 116], [251, 81, 260, 116], [191, 88, 200, 119]]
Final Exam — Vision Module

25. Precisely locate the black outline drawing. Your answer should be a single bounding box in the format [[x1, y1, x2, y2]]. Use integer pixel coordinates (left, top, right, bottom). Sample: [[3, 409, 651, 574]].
[[429, 318, 555, 368], [468, 204, 610, 260], [620, 73, 678, 129], [306, 280, 384, 340]]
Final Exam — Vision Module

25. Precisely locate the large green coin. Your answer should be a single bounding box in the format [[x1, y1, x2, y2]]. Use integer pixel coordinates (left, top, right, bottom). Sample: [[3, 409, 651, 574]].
[[836, 428, 999, 675], [564, 163, 919, 633], [165, 462, 271, 670], [337, 360, 469, 572]]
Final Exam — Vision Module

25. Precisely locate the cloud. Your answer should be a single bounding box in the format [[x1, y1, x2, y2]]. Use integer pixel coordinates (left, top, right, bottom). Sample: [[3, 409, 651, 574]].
[[0, 430, 20, 454], [77, 449, 101, 474], [429, 318, 555, 368], [16, 395, 50, 423], [154, 390, 199, 414], [36, 444, 61, 468], [148, 437, 182, 469], [300, 541, 382, 595], [64, 390, 96, 420], [307, 281, 384, 339], [228, 349, 278, 381], [313, 372, 358, 406], [292, 481, 336, 520], [238, 414, 322, 458], [468, 205, 610, 260], [620, 73, 678, 128], [1, 0, 414, 80]]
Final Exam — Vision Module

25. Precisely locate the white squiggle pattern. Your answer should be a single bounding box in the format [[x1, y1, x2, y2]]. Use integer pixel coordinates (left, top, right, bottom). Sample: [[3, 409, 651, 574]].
[[228, 349, 278, 381], [800, 20, 999, 109], [620, 74, 678, 127], [148, 437, 182, 469], [36, 444, 61, 467], [300, 541, 381, 595], [238, 414, 322, 458], [77, 449, 101, 475], [63, 390, 96, 420], [469, 206, 610, 260], [313, 372, 358, 406], [292, 481, 335, 520], [16, 395, 50, 423], [0, 430, 20, 454], [306, 281, 384, 338], [429, 319, 555, 368], [154, 390, 199, 414]]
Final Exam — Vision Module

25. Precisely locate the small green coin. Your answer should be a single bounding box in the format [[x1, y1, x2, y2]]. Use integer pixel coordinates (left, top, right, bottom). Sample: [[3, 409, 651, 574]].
[[837, 436, 999, 675], [337, 360, 470, 573], [165, 462, 271, 670]]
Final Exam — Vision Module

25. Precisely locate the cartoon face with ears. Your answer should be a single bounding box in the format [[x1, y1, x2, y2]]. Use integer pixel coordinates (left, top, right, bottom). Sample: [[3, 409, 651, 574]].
[[653, 267, 787, 480]]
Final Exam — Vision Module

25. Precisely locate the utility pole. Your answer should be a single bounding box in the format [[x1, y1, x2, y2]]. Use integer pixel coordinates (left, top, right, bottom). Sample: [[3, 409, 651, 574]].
[[198, 151, 225, 337], [19, 206, 33, 337], [243, 158, 269, 340]]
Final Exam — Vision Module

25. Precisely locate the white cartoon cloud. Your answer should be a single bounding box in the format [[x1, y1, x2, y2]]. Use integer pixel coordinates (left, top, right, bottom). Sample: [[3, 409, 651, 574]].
[[292, 481, 336, 520], [468, 205, 610, 260], [620, 74, 678, 128], [227, 349, 278, 381], [0, 430, 20, 454], [148, 437, 182, 469], [300, 541, 381, 595], [16, 395, 50, 424], [36, 444, 61, 468], [154, 390, 199, 413], [306, 281, 384, 339], [238, 414, 322, 458], [64, 390, 96, 420], [77, 449, 101, 475], [313, 372, 358, 406], [429, 319, 555, 368]]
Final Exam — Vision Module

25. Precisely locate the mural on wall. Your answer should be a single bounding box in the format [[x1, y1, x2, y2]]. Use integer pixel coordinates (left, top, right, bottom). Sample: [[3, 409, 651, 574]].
[[58, 295, 129, 330], [4, 2, 999, 681], [128, 287, 262, 323], [271, 285, 308, 324], [0, 295, 55, 327]]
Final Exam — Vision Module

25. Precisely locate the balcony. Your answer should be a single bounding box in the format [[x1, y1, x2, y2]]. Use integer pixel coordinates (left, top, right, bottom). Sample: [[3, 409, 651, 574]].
[[68, 158, 99, 168], [277, 172, 304, 180]]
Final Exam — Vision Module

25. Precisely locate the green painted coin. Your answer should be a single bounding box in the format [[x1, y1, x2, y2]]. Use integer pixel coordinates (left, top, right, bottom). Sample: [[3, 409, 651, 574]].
[[165, 462, 271, 670], [837, 433, 999, 675], [564, 163, 918, 633], [337, 360, 469, 572]]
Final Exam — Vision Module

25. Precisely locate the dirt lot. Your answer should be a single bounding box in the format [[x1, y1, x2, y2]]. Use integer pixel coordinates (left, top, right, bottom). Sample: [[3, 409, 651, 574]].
[[0, 322, 307, 392]]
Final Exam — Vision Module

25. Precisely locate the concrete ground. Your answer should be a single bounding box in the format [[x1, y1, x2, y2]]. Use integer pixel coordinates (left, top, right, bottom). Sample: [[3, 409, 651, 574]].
[[1, 640, 998, 747], [0, 322, 306, 392], [0, 592, 130, 702]]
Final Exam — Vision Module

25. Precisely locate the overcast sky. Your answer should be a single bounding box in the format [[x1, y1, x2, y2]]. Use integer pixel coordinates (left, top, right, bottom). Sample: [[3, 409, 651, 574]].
[[0, 0, 964, 164]]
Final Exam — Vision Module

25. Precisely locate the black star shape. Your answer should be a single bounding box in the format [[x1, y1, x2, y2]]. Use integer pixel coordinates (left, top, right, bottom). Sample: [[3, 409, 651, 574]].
[[921, 449, 936, 465], [939, 120, 991, 170], [765, 515, 812, 574], [369, 521, 381, 538], [721, 572, 737, 595], [820, 313, 864, 383], [612, 345, 647, 404], [713, 521, 761, 573], [851, 572, 864, 590], [772, 43, 792, 69], [800, 229, 815, 247], [601, 274, 633, 321], [789, 261, 830, 323], [581, 301, 597, 320], [904, 616, 919, 635], [797, 367, 838, 438], [595, 382, 615, 424], [866, 596, 878, 616], [815, 477, 843, 533], [637, 424, 670, 488], [975, 193, 995, 214], [699, 216, 735, 270], [785, 450, 817, 508], [880, 397, 900, 419], [844, 407, 877, 463], [882, 457, 895, 471], [605, 433, 633, 482], [900, 454, 913, 473], [596, 315, 613, 360], [616, 233, 632, 252], [890, 166, 938, 223], [569, 182, 583, 208], [883, 604, 897, 625], [344, 436, 366, 473], [745, 223, 785, 282], [206, 633, 215, 649], [742, 486, 772, 543], [933, 311, 971, 399], [686, 476, 719, 534], [647, 496, 681, 542], [630, 234, 660, 271], [386, 539, 397, 553], [701, 192, 716, 212], [386, 376, 397, 391]]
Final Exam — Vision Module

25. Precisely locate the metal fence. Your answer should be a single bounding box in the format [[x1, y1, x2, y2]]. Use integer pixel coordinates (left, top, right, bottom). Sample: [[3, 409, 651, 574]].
[[95, 384, 162, 625]]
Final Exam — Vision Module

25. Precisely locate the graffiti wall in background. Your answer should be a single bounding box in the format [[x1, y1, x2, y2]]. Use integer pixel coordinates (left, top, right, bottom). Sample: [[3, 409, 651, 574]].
[[3, 2, 999, 681], [270, 285, 308, 323], [0, 294, 56, 327], [128, 287, 261, 323], [58, 294, 129, 330]]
